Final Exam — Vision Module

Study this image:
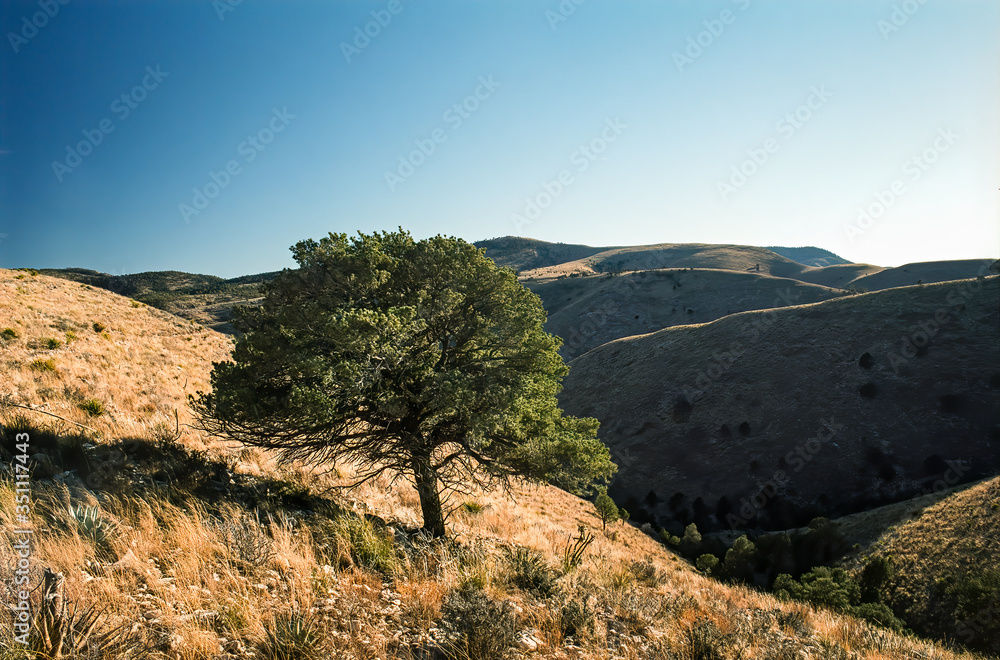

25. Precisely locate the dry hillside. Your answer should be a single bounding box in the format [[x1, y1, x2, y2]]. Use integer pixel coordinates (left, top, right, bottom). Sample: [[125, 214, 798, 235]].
[[849, 476, 1000, 656], [559, 276, 1000, 534], [847, 260, 998, 292], [0, 268, 989, 659]]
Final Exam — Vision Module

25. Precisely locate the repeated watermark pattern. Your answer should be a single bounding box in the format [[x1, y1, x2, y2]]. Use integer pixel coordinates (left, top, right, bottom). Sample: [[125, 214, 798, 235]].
[[672, 0, 752, 73], [51, 65, 170, 182], [7, 0, 69, 53], [725, 417, 843, 528], [511, 117, 626, 232], [179, 107, 295, 224], [717, 85, 833, 201], [877, 0, 930, 41], [385, 76, 501, 193], [340, 0, 412, 63], [843, 127, 958, 244], [884, 260, 994, 374]]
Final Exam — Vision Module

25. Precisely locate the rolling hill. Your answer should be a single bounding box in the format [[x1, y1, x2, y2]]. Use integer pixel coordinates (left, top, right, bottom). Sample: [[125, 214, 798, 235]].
[[526, 269, 847, 359], [846, 259, 998, 292], [558, 275, 1000, 534]]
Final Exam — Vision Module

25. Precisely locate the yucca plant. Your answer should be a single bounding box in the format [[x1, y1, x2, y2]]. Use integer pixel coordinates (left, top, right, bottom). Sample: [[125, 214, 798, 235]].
[[69, 504, 118, 560], [260, 612, 323, 660]]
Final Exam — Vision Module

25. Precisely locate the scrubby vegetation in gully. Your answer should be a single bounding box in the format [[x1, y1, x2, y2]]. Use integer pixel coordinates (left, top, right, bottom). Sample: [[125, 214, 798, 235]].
[[0, 234, 997, 659]]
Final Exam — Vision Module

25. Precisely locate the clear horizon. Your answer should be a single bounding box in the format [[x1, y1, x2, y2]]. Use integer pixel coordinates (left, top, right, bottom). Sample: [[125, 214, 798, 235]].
[[2, 0, 998, 278]]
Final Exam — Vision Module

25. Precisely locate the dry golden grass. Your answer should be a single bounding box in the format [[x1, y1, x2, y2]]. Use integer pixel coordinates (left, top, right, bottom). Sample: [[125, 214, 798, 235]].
[[0, 268, 990, 659]]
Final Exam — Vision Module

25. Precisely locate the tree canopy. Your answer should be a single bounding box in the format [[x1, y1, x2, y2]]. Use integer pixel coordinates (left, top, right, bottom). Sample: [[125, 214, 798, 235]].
[[193, 230, 615, 536]]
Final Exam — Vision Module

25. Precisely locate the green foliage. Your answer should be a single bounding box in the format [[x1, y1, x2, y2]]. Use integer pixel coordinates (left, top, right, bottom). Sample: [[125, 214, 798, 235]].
[[773, 565, 906, 632], [850, 602, 906, 632], [92, 321, 106, 332], [260, 611, 323, 660], [506, 546, 557, 596], [440, 586, 518, 659], [723, 535, 757, 583], [193, 230, 615, 536], [594, 487, 619, 530], [30, 358, 57, 372], [64, 330, 78, 343], [696, 553, 720, 576], [1, 327, 19, 340], [680, 522, 702, 556], [78, 398, 106, 417], [859, 555, 895, 603], [330, 513, 399, 576], [946, 569, 1000, 621], [43, 337, 63, 349], [618, 507, 629, 525]]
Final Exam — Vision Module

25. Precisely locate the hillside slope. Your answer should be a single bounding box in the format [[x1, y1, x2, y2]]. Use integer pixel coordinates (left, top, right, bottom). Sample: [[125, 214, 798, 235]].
[[559, 276, 1000, 533], [473, 236, 610, 272], [527, 269, 846, 359], [766, 246, 852, 268], [0, 268, 985, 659], [847, 259, 997, 292], [851, 476, 1000, 655]]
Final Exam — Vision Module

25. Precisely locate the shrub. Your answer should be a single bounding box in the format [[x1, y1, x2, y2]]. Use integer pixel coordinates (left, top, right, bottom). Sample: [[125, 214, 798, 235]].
[[213, 514, 275, 575], [331, 513, 399, 576], [850, 602, 905, 632], [30, 358, 57, 372], [260, 611, 323, 660], [685, 617, 729, 660], [44, 337, 63, 349], [79, 399, 106, 417], [696, 553, 720, 576], [859, 555, 894, 602], [64, 330, 78, 343], [92, 322, 106, 332], [440, 586, 518, 660], [1, 327, 19, 340], [559, 594, 595, 640], [859, 382, 878, 398], [506, 546, 556, 596], [629, 558, 661, 586]]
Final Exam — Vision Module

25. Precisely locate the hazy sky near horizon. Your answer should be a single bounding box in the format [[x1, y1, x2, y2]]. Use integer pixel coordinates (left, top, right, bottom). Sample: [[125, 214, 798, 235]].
[[1, 0, 997, 278]]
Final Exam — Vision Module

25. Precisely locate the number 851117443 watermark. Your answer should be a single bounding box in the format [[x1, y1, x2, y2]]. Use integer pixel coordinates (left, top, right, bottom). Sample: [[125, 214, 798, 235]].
[[11, 431, 33, 645]]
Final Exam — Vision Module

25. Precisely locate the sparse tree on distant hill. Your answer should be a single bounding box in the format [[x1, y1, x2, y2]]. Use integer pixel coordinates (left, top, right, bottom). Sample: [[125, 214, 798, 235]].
[[192, 230, 615, 537], [594, 486, 619, 530]]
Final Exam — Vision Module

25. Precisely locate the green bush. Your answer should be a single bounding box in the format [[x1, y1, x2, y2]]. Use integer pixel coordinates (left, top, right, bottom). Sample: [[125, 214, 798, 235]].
[[696, 554, 720, 576], [559, 594, 595, 640], [92, 322, 106, 333], [1, 327, 19, 340], [44, 337, 63, 349], [680, 522, 702, 556]]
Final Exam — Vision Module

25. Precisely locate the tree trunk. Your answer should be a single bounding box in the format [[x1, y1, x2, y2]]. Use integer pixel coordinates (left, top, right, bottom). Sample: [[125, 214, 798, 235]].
[[413, 458, 446, 537]]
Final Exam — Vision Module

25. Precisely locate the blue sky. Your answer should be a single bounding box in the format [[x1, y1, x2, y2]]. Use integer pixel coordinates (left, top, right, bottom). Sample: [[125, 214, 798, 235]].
[[1, 0, 997, 277]]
